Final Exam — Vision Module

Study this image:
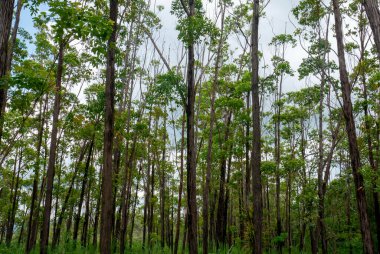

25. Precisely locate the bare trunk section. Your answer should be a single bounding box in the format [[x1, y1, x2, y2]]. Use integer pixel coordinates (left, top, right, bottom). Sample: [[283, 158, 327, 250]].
[[0, 0, 15, 143], [52, 143, 88, 247], [6, 149, 22, 245], [40, 39, 65, 254], [100, 0, 118, 253], [73, 138, 94, 242], [362, 0, 380, 61], [186, 0, 199, 253], [174, 111, 185, 254]]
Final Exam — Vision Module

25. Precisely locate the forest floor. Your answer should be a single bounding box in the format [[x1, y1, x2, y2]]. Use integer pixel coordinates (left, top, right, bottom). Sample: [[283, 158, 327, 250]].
[[0, 243, 362, 254]]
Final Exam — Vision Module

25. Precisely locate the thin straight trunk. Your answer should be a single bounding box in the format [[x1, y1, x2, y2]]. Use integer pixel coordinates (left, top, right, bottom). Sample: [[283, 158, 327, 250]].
[[203, 5, 225, 254], [40, 39, 65, 254], [310, 225, 317, 254], [142, 167, 149, 250], [6, 149, 22, 245], [52, 143, 88, 246], [0, 0, 15, 143], [65, 186, 76, 241], [26, 96, 47, 253], [181, 211, 188, 254], [332, 1, 374, 253], [6, 0, 22, 72], [346, 176, 353, 254], [251, 0, 263, 253], [185, 0, 198, 253], [274, 53, 283, 254], [210, 191, 217, 249], [81, 172, 92, 247], [120, 136, 138, 253], [74, 138, 94, 242], [18, 215, 25, 244], [245, 91, 251, 208], [143, 112, 153, 249], [286, 169, 292, 253], [317, 74, 327, 254], [100, 0, 118, 252], [0, 0, 22, 143], [93, 166, 102, 247], [128, 165, 141, 249], [174, 111, 185, 254], [216, 113, 232, 248], [53, 150, 64, 244], [160, 111, 167, 248], [148, 157, 155, 249], [224, 142, 233, 247], [299, 119, 307, 253]]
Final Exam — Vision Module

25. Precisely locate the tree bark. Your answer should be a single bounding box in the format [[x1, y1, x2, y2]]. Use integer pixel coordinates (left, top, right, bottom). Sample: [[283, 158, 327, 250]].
[[40, 39, 65, 254], [0, 0, 14, 143], [332, 1, 374, 253], [362, 0, 380, 61], [185, 0, 198, 253], [100, 0, 118, 252]]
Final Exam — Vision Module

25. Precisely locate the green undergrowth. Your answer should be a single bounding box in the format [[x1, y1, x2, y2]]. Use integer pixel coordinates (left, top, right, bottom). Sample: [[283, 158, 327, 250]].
[[0, 242, 364, 254]]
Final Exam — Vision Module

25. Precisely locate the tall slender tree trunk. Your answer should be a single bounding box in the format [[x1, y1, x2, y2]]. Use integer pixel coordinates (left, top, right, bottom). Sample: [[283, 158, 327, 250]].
[[251, 0, 263, 253], [74, 138, 94, 242], [128, 165, 141, 249], [245, 91, 251, 207], [6, 149, 22, 245], [52, 143, 88, 247], [143, 112, 153, 250], [185, 0, 198, 253], [93, 166, 102, 247], [216, 113, 231, 248], [359, 9, 380, 252], [0, 0, 15, 143], [40, 39, 65, 254], [81, 170, 92, 247], [174, 111, 185, 254], [100, 0, 118, 252], [332, 1, 374, 253], [160, 111, 167, 248], [203, 5, 225, 253], [26, 95, 47, 253], [274, 51, 283, 254], [317, 75, 327, 254]]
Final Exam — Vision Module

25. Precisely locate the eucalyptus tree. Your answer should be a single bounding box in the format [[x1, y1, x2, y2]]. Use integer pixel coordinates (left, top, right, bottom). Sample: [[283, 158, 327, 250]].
[[251, 0, 263, 252], [100, 0, 118, 252], [332, 0, 374, 253], [202, 1, 230, 252], [268, 33, 296, 253], [171, 0, 216, 252]]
